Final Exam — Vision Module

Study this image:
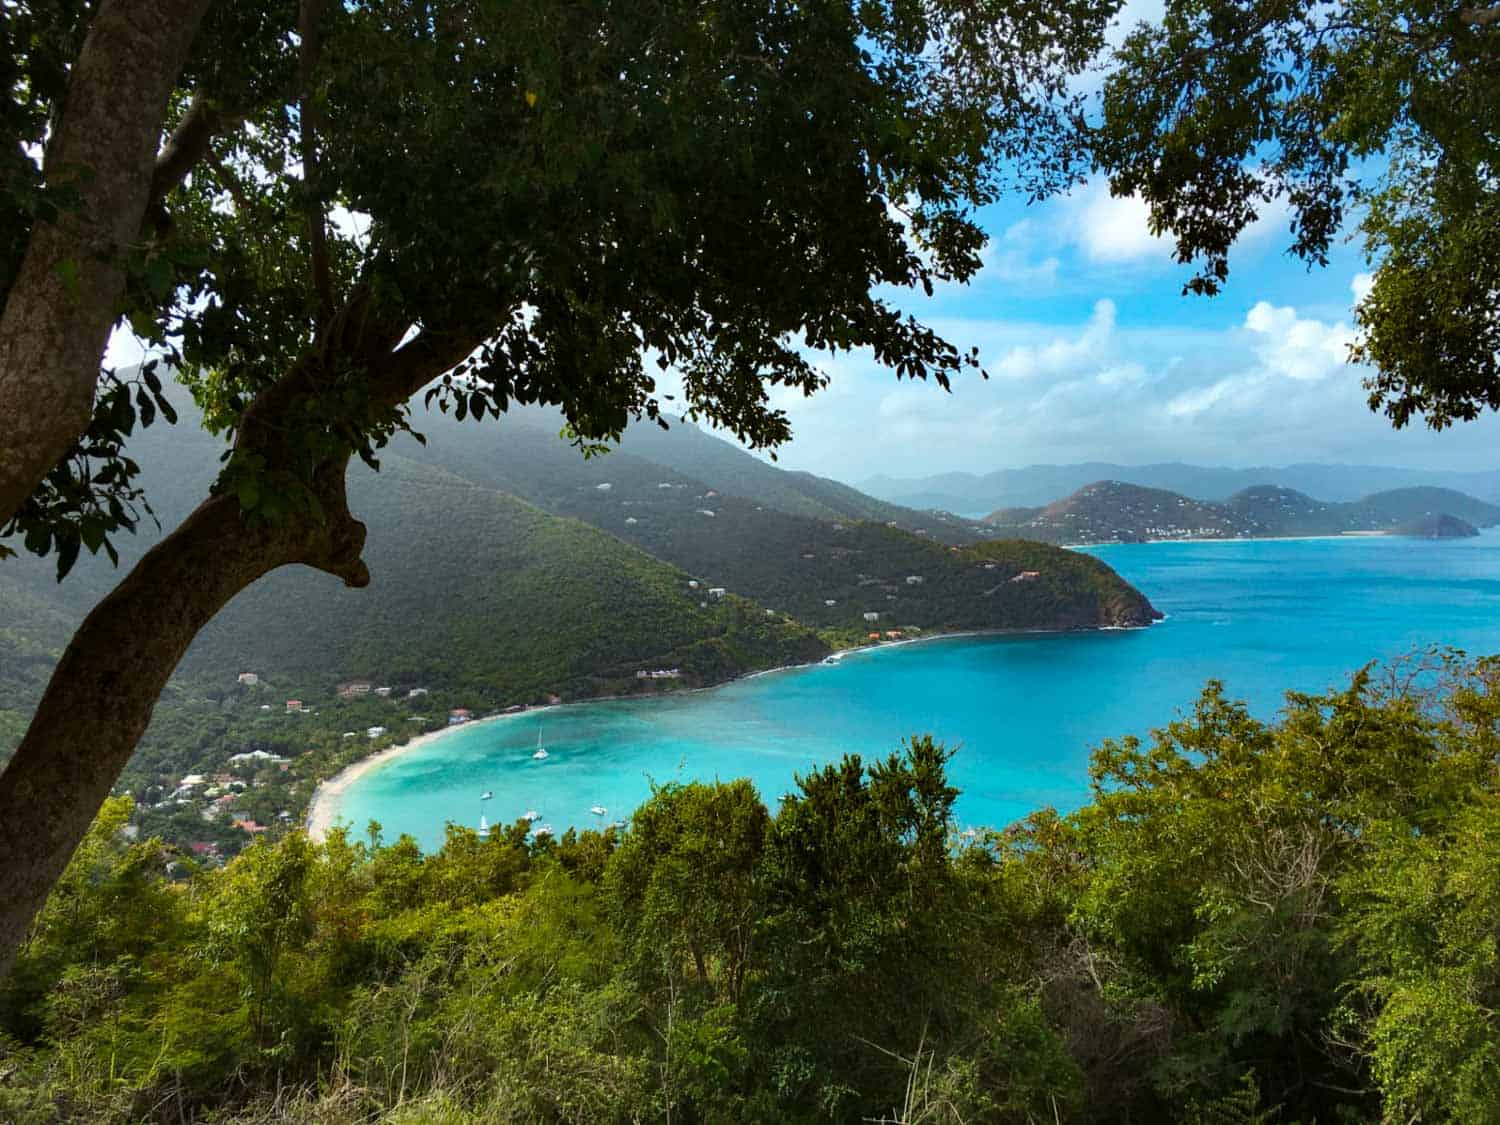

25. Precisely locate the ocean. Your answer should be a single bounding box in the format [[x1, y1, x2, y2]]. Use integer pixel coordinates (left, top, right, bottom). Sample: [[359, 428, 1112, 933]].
[[331, 532, 1500, 848]]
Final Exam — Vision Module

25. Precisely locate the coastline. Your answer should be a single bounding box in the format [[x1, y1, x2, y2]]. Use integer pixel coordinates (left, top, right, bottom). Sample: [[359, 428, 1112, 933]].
[[304, 711, 543, 840], [305, 620, 1158, 839], [1068, 533, 1382, 549]]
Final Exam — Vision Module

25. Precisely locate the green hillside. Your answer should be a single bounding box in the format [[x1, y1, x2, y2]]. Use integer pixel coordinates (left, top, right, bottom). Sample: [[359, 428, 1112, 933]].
[[176, 455, 829, 700]]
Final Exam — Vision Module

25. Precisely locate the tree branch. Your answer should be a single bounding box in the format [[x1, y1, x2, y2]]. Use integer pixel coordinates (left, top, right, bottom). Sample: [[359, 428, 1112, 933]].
[[0, 0, 212, 530], [148, 91, 247, 212], [1459, 6, 1500, 27], [0, 457, 364, 979]]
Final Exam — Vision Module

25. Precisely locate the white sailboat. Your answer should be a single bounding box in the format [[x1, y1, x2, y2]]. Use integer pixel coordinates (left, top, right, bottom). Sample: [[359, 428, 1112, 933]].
[[532, 724, 549, 760]]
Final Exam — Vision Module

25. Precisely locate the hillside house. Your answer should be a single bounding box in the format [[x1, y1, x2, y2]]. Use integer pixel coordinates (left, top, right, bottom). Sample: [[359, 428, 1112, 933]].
[[367, 726, 387, 738], [688, 580, 700, 589], [708, 587, 727, 599], [190, 842, 220, 857], [448, 708, 472, 725], [408, 687, 429, 698], [338, 681, 372, 698], [285, 699, 304, 713], [885, 630, 904, 640], [863, 612, 880, 622], [867, 632, 881, 641], [229, 750, 287, 766], [1010, 570, 1041, 583], [596, 482, 612, 491], [824, 599, 837, 607], [237, 672, 259, 686], [374, 686, 393, 698], [232, 819, 267, 835], [905, 575, 925, 585], [625, 516, 638, 525]]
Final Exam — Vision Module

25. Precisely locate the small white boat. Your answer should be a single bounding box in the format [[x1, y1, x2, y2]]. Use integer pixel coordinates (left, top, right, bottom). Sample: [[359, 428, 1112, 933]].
[[590, 805, 607, 816], [480, 790, 493, 801], [532, 748, 549, 760], [531, 724, 548, 760], [523, 809, 541, 822]]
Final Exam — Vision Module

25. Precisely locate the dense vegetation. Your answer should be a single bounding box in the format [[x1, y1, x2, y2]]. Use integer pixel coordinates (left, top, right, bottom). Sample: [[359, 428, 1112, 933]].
[[985, 480, 1500, 544], [1, 657, 1495, 1123]]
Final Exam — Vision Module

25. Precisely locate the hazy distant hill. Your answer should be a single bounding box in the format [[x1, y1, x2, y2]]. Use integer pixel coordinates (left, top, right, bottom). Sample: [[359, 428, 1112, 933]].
[[982, 480, 1500, 544], [863, 462, 1500, 513]]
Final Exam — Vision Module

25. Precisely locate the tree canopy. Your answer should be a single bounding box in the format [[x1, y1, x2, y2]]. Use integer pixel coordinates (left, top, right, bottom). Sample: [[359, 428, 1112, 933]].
[[0, 0, 1118, 977], [1091, 0, 1499, 429]]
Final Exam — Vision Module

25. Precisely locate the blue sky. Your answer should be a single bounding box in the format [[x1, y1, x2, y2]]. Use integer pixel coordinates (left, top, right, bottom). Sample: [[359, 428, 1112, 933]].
[[745, 178, 1500, 483], [735, 0, 1500, 483]]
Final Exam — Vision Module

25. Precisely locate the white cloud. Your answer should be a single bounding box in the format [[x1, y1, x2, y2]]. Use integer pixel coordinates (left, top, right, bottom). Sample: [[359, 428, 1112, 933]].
[[1243, 301, 1352, 382], [1351, 272, 1374, 306], [994, 299, 1116, 379], [1066, 181, 1165, 264]]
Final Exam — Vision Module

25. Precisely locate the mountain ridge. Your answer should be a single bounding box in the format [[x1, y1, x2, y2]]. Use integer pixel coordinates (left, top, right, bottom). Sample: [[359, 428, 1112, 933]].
[[982, 480, 1500, 544], [861, 461, 1500, 513]]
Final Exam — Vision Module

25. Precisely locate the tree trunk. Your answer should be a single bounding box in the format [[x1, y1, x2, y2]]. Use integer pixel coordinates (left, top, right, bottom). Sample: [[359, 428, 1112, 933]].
[[0, 462, 367, 980], [0, 0, 211, 526]]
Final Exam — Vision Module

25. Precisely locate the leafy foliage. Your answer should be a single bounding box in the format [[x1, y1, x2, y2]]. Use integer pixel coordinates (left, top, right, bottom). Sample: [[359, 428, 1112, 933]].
[[1089, 0, 1500, 429], [4, 658, 1497, 1122]]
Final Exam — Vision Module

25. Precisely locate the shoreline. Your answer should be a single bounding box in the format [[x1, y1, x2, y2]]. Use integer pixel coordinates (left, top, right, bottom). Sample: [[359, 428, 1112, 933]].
[[1068, 533, 1386, 549], [305, 619, 1158, 840]]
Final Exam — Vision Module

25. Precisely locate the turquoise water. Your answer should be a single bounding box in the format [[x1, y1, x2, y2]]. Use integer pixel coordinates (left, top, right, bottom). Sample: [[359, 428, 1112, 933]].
[[333, 533, 1500, 848]]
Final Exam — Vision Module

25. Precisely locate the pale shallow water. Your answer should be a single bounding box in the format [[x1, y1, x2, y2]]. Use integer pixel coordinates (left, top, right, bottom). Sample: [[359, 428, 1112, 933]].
[[333, 532, 1500, 848]]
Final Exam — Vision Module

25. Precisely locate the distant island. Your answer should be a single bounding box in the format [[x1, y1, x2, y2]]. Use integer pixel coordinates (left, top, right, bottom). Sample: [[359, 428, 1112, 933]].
[[1391, 513, 1480, 539], [980, 481, 1500, 545]]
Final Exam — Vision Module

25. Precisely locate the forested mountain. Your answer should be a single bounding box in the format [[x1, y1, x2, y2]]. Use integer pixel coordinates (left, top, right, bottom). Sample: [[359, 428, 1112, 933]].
[[863, 462, 1500, 513], [0, 389, 1156, 779], [982, 480, 1500, 544]]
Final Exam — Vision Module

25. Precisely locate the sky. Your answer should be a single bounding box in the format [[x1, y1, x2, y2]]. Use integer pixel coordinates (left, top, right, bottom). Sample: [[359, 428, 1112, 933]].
[[721, 0, 1500, 484], [104, 0, 1500, 487], [727, 181, 1500, 484]]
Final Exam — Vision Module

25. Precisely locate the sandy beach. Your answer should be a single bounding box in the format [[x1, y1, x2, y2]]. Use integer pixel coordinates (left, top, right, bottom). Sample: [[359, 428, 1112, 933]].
[[306, 717, 517, 840]]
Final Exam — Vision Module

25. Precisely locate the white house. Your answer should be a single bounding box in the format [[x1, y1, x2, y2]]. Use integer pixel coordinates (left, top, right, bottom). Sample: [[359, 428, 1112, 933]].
[[228, 750, 287, 765], [236, 672, 259, 686], [688, 580, 700, 589], [708, 587, 727, 599], [905, 575, 925, 585], [407, 687, 429, 698], [625, 516, 638, 525], [824, 599, 837, 607], [863, 612, 880, 622], [367, 726, 387, 739]]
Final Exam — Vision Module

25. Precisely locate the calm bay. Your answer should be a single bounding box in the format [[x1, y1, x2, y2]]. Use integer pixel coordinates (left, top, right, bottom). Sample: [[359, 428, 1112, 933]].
[[331, 532, 1500, 847]]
